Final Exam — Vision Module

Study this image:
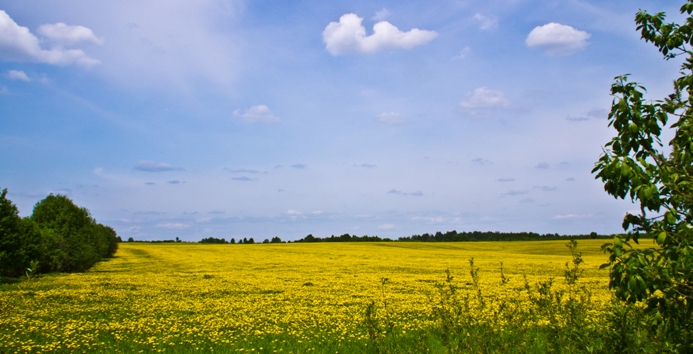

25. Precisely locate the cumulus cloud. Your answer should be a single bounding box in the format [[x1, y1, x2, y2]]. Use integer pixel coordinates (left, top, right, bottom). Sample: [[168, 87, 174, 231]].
[[460, 87, 509, 109], [233, 105, 280, 123], [6, 70, 29, 81], [323, 13, 437, 55], [0, 10, 100, 66], [473, 14, 498, 31], [536, 162, 550, 169], [377, 111, 405, 124], [526, 22, 590, 55], [37, 22, 104, 46], [134, 160, 183, 172]]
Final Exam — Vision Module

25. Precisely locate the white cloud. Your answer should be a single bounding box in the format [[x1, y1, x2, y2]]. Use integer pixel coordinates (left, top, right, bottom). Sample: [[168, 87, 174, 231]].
[[473, 14, 498, 31], [372, 8, 390, 21], [453, 46, 471, 60], [377, 223, 395, 230], [413, 216, 445, 223], [37, 22, 104, 46], [460, 87, 509, 109], [526, 22, 590, 55], [552, 214, 592, 220], [323, 13, 438, 55], [156, 222, 188, 229], [233, 105, 280, 123], [377, 111, 405, 124], [0, 10, 100, 66], [287, 209, 302, 215], [6, 70, 29, 81]]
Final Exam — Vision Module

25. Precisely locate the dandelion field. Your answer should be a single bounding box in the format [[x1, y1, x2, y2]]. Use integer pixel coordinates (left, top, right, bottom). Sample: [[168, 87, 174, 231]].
[[1, 240, 638, 353]]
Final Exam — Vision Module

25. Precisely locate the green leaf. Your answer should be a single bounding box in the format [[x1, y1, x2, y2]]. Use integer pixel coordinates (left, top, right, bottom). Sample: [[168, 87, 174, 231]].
[[657, 231, 667, 244]]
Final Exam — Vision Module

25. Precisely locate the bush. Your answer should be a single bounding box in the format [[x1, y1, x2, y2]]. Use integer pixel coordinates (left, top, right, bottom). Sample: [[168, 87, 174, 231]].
[[0, 189, 119, 276]]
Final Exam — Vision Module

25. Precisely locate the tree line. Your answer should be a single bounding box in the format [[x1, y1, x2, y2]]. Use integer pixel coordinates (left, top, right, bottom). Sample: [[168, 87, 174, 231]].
[[289, 231, 613, 243], [0, 188, 120, 277], [198, 236, 284, 244]]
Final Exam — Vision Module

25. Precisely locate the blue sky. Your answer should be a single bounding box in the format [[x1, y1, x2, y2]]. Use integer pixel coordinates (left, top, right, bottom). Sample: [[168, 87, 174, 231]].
[[0, 0, 684, 241]]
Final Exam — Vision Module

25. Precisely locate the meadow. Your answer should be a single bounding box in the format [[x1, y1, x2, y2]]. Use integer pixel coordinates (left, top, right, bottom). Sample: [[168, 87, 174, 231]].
[[0, 240, 645, 353]]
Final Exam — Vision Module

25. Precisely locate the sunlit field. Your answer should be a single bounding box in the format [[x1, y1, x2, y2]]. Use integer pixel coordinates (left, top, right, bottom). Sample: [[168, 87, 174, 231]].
[[0, 240, 629, 353]]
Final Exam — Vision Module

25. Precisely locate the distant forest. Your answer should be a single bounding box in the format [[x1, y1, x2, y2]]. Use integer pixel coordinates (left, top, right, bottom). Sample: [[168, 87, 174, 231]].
[[179, 230, 620, 244], [294, 230, 616, 243]]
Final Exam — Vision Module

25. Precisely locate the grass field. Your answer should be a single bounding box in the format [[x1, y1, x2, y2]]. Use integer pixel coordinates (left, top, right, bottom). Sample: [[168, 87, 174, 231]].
[[0, 240, 632, 353]]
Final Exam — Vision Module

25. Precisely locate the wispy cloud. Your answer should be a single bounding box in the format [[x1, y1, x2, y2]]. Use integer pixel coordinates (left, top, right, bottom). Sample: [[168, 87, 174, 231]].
[[497, 178, 515, 182], [6, 70, 29, 81], [473, 13, 498, 31], [387, 189, 423, 196], [502, 190, 529, 196], [156, 222, 188, 229], [377, 111, 405, 124], [291, 164, 306, 169], [536, 162, 549, 169], [224, 168, 265, 174], [472, 158, 492, 166], [354, 163, 377, 169], [233, 105, 280, 123], [134, 160, 183, 172]]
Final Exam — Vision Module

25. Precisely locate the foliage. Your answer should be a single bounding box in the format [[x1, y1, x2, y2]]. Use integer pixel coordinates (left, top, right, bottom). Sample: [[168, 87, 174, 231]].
[[0, 189, 119, 276], [199, 237, 228, 244], [0, 189, 44, 277], [592, 1, 693, 346]]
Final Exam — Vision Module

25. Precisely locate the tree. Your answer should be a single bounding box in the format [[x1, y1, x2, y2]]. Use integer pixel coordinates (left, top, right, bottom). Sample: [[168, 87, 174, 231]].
[[593, 1, 693, 344], [31, 194, 114, 272], [0, 189, 44, 277]]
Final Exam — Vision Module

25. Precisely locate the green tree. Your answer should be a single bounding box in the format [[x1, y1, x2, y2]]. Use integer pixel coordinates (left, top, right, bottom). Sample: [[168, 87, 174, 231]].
[[593, 1, 693, 345], [0, 189, 46, 277], [31, 194, 99, 272]]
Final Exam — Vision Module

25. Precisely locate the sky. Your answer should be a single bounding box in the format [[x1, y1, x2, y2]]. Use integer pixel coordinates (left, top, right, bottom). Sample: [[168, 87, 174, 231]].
[[0, 0, 685, 241]]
